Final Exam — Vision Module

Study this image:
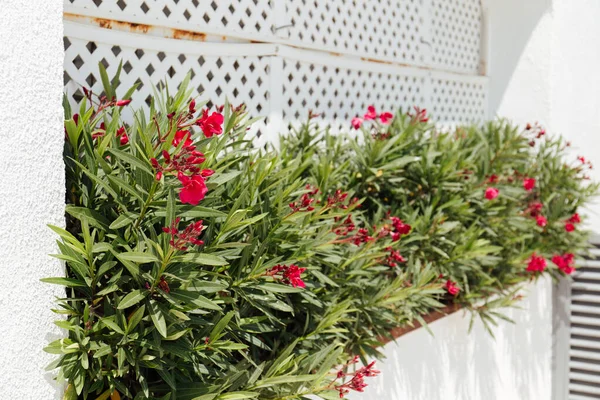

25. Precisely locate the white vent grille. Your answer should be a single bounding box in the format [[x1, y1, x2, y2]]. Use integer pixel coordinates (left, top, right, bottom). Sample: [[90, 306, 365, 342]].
[[568, 244, 600, 399]]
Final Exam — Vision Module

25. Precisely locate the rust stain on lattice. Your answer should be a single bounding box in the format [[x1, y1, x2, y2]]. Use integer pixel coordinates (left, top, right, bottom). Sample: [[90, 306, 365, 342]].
[[172, 29, 207, 41]]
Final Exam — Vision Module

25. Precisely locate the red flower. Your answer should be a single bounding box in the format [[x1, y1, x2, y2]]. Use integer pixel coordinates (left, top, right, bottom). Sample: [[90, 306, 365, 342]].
[[488, 174, 499, 184], [444, 280, 460, 296], [189, 99, 196, 113], [266, 264, 307, 288], [536, 215, 547, 227], [485, 187, 499, 200], [196, 110, 224, 137], [565, 222, 575, 232], [526, 253, 547, 272], [177, 173, 208, 205], [115, 99, 131, 107], [569, 213, 581, 224], [552, 253, 575, 275], [527, 202, 543, 217], [379, 112, 394, 124], [173, 130, 193, 148], [282, 265, 307, 288], [116, 127, 128, 145], [351, 117, 363, 130], [523, 178, 536, 191], [364, 105, 377, 120]]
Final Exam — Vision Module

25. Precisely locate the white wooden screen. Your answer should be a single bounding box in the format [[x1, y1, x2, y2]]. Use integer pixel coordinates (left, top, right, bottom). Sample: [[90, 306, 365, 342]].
[[63, 0, 489, 142]]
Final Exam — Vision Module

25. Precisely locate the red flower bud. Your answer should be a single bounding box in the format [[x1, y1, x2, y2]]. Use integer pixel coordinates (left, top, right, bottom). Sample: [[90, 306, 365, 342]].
[[115, 99, 131, 107]]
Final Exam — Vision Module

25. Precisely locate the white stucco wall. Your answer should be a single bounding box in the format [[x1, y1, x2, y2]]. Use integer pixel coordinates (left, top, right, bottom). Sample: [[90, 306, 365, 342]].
[[350, 278, 552, 400], [0, 1, 65, 398]]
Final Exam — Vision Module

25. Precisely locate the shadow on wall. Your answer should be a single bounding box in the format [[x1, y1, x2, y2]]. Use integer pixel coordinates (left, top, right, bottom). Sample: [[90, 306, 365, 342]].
[[348, 278, 553, 400], [487, 0, 552, 121]]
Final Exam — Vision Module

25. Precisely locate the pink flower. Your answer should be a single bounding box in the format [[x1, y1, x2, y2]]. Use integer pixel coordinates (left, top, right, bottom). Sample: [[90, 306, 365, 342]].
[[552, 253, 575, 275], [523, 178, 536, 191], [536, 215, 547, 227], [445, 280, 460, 296], [485, 187, 499, 200], [173, 130, 193, 148], [177, 172, 208, 205], [196, 110, 224, 137], [565, 222, 575, 232], [526, 253, 547, 272], [351, 117, 364, 130], [379, 112, 394, 124], [364, 105, 377, 120]]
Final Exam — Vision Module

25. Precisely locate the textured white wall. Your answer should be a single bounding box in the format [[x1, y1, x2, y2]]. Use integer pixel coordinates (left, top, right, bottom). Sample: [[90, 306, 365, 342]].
[[0, 1, 65, 398], [349, 278, 552, 400]]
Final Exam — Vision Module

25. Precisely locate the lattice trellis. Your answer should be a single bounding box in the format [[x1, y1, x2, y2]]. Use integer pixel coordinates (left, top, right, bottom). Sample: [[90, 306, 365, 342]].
[[65, 0, 274, 37], [283, 0, 426, 66], [429, 75, 487, 124], [64, 0, 489, 142], [281, 58, 428, 132], [64, 25, 271, 137], [430, 0, 482, 74]]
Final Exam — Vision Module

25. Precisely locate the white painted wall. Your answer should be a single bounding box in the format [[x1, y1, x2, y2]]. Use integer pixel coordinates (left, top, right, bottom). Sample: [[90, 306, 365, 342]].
[[0, 1, 65, 398], [349, 278, 553, 400]]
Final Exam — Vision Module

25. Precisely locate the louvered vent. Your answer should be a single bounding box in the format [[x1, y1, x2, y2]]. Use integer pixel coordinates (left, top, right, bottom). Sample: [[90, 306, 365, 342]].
[[569, 241, 600, 399]]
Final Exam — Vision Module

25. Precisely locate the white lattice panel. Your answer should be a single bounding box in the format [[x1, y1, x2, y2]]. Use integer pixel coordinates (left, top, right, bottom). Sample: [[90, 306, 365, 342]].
[[429, 74, 487, 124], [65, 0, 274, 37], [283, 0, 426, 66], [64, 23, 271, 136], [430, 0, 482, 74], [281, 58, 428, 132]]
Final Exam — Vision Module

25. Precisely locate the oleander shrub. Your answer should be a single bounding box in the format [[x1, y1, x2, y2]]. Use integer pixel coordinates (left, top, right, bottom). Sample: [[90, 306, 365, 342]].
[[280, 107, 598, 326], [46, 67, 596, 400]]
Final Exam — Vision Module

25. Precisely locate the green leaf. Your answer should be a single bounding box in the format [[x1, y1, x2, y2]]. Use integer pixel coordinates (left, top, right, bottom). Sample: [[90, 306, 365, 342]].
[[118, 289, 148, 309], [174, 253, 228, 266], [253, 374, 316, 388], [169, 290, 221, 310], [118, 252, 159, 263], [41, 277, 87, 287], [258, 283, 304, 293], [110, 212, 139, 229], [217, 393, 259, 400], [148, 299, 168, 338], [66, 206, 111, 231]]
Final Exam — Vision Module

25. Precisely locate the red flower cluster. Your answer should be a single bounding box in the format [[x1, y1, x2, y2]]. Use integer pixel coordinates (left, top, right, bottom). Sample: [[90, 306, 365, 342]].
[[351, 105, 394, 129], [289, 185, 319, 213], [326, 189, 357, 210], [150, 137, 214, 205], [196, 109, 224, 137], [565, 213, 581, 232], [265, 264, 307, 288], [333, 214, 356, 236], [385, 247, 406, 268], [485, 187, 499, 200], [444, 279, 460, 296], [333, 357, 380, 399], [408, 106, 428, 124], [526, 253, 547, 272], [162, 217, 205, 251], [552, 253, 575, 275], [352, 228, 376, 246], [389, 216, 411, 241]]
